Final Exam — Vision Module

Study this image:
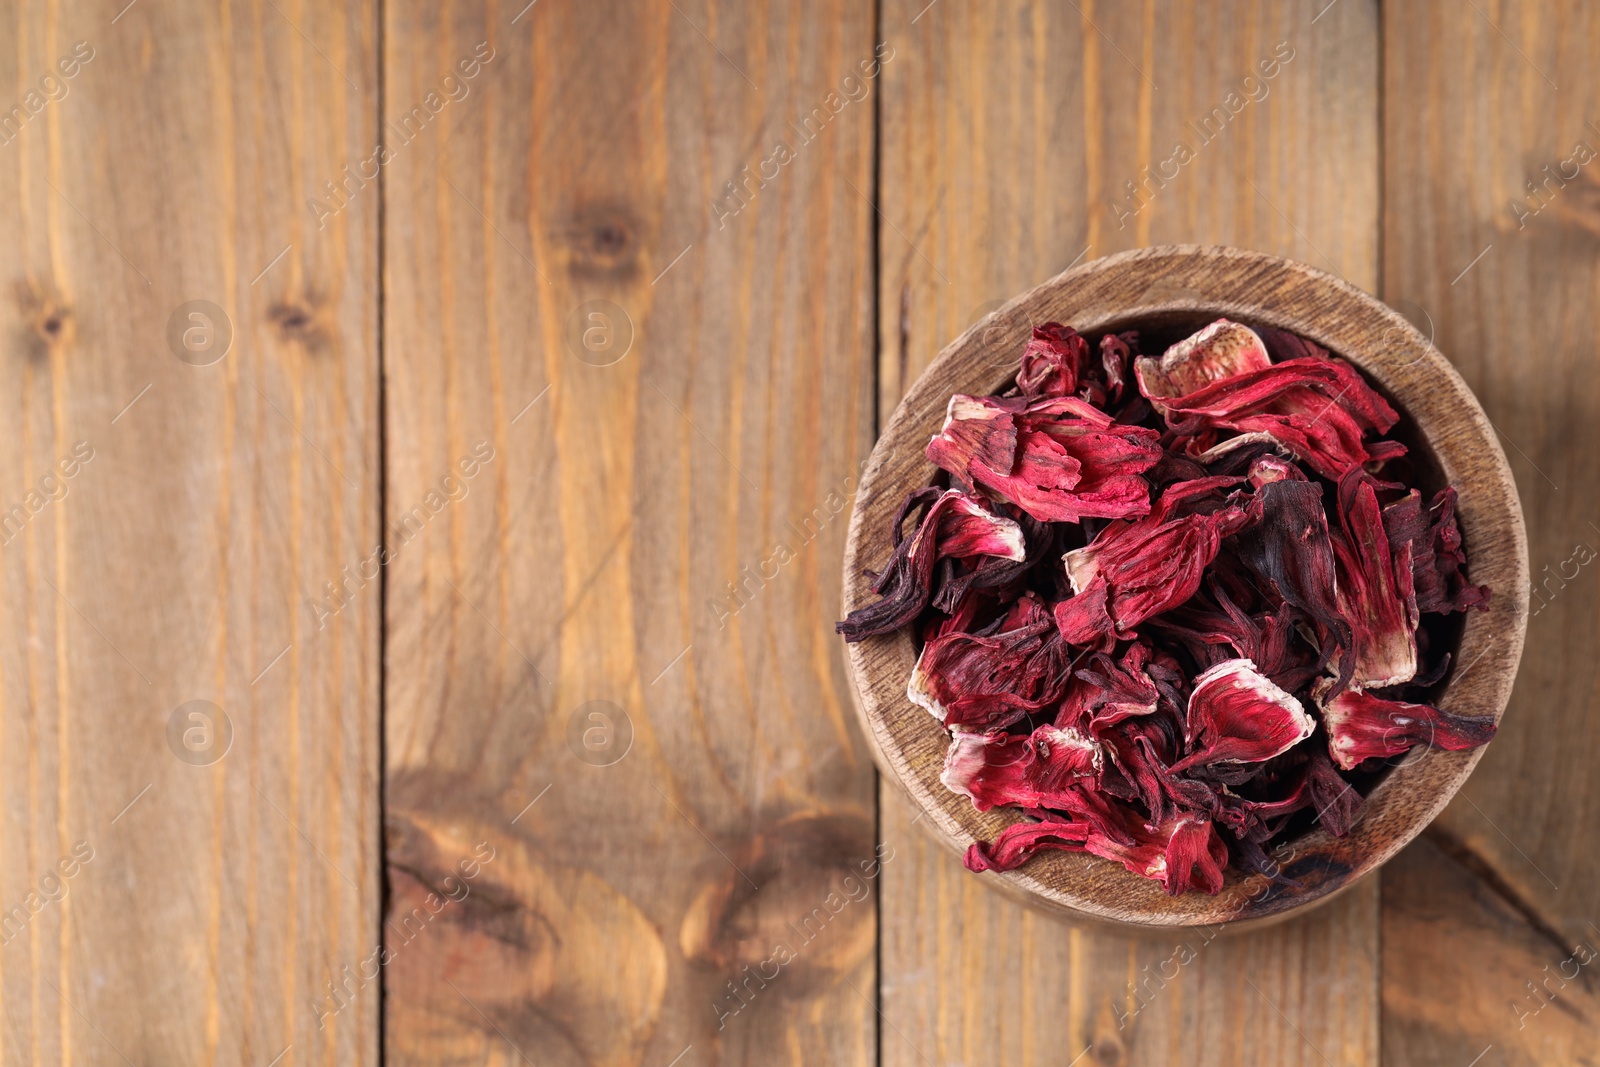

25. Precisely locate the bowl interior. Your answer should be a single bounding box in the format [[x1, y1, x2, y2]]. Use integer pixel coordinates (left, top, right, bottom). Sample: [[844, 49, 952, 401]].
[[840, 246, 1529, 928]]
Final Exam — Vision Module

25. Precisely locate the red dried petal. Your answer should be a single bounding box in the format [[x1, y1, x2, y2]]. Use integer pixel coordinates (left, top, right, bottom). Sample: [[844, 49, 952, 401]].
[[1099, 331, 1133, 404], [1077, 646, 1161, 729], [1331, 472, 1417, 689], [1051, 576, 1115, 646], [1306, 745, 1361, 835], [1232, 478, 1352, 686], [1061, 479, 1249, 637], [1136, 319, 1273, 406], [838, 489, 1025, 642], [1099, 714, 1184, 826], [1424, 488, 1490, 608], [1150, 585, 1320, 692], [1169, 659, 1316, 773], [963, 815, 1089, 872], [1317, 685, 1497, 771], [1084, 811, 1228, 895], [931, 490, 1029, 559], [1158, 814, 1230, 895], [926, 394, 1161, 523], [1137, 321, 1400, 480], [1016, 322, 1089, 399], [941, 724, 1105, 812], [907, 593, 1065, 730], [1256, 324, 1332, 363], [1383, 487, 1491, 614], [1247, 453, 1306, 487], [1216, 770, 1313, 842]]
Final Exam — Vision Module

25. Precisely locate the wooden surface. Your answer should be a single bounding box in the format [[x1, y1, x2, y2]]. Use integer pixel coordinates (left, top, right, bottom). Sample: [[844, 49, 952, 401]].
[[0, 0, 380, 1064], [379, 2, 879, 1065], [0, 1, 1593, 1064]]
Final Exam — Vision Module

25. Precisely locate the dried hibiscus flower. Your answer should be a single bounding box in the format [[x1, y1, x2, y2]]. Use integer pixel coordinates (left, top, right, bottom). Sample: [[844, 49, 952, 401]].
[[907, 593, 1069, 731], [1058, 476, 1251, 642], [1169, 659, 1316, 773], [842, 315, 1493, 895], [941, 723, 1104, 812], [1314, 682, 1497, 771], [1330, 471, 1419, 690], [1138, 319, 1401, 481], [925, 394, 1162, 523], [836, 487, 1024, 641]]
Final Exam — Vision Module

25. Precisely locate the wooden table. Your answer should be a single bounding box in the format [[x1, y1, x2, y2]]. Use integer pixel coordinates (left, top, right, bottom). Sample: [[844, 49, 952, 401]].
[[1, 1, 1594, 1063]]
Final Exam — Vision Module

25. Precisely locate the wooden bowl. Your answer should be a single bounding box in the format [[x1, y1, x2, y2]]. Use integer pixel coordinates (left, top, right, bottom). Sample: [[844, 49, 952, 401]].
[[840, 246, 1529, 930]]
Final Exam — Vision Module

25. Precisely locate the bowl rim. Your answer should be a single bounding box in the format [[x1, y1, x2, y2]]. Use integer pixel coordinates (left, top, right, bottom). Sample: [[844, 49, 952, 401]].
[[839, 244, 1530, 929]]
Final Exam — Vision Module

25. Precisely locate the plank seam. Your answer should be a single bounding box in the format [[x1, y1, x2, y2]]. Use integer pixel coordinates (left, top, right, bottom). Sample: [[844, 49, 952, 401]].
[[870, 0, 886, 1063], [375, 0, 391, 1060]]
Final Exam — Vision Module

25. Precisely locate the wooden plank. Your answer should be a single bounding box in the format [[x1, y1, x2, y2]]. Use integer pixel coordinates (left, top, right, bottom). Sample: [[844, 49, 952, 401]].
[[380, 2, 879, 1064], [0, 1, 379, 1063], [874, 1, 1381, 1063], [1383, 836, 1599, 1065], [1381, 1, 1600, 1061]]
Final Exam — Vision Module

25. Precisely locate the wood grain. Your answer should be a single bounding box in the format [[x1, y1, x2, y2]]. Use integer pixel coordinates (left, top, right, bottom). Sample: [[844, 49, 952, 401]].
[[872, 1, 1388, 1062], [0, 0, 380, 1063], [1384, 834, 1600, 1066], [380, 1, 879, 1064], [1381, 2, 1600, 1063]]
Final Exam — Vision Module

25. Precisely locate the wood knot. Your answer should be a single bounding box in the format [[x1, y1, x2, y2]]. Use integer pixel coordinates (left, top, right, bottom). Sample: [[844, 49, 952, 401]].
[[382, 801, 666, 1066], [12, 281, 72, 359], [561, 204, 643, 279], [1091, 1037, 1129, 1067], [267, 299, 330, 352], [1544, 166, 1600, 240], [680, 811, 880, 999]]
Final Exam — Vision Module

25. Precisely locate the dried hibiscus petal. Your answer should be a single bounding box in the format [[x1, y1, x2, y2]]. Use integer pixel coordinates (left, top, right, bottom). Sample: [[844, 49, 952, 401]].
[[1099, 331, 1135, 405], [1051, 577, 1115, 646], [926, 394, 1162, 523], [1016, 322, 1089, 399], [1100, 717, 1180, 827], [1233, 476, 1353, 687], [1156, 815, 1230, 895], [1330, 471, 1418, 689], [1138, 322, 1400, 480], [1059, 477, 1250, 639], [964, 815, 1090, 872], [1136, 319, 1273, 408], [907, 593, 1067, 730], [1150, 583, 1319, 692], [1083, 811, 1229, 896], [1422, 487, 1491, 611], [1383, 486, 1490, 614], [1215, 770, 1313, 843], [1169, 659, 1316, 773], [1246, 453, 1306, 487], [1306, 745, 1362, 835], [838, 488, 1025, 641], [1075, 645, 1161, 729], [1316, 684, 1498, 771], [941, 724, 1105, 812]]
